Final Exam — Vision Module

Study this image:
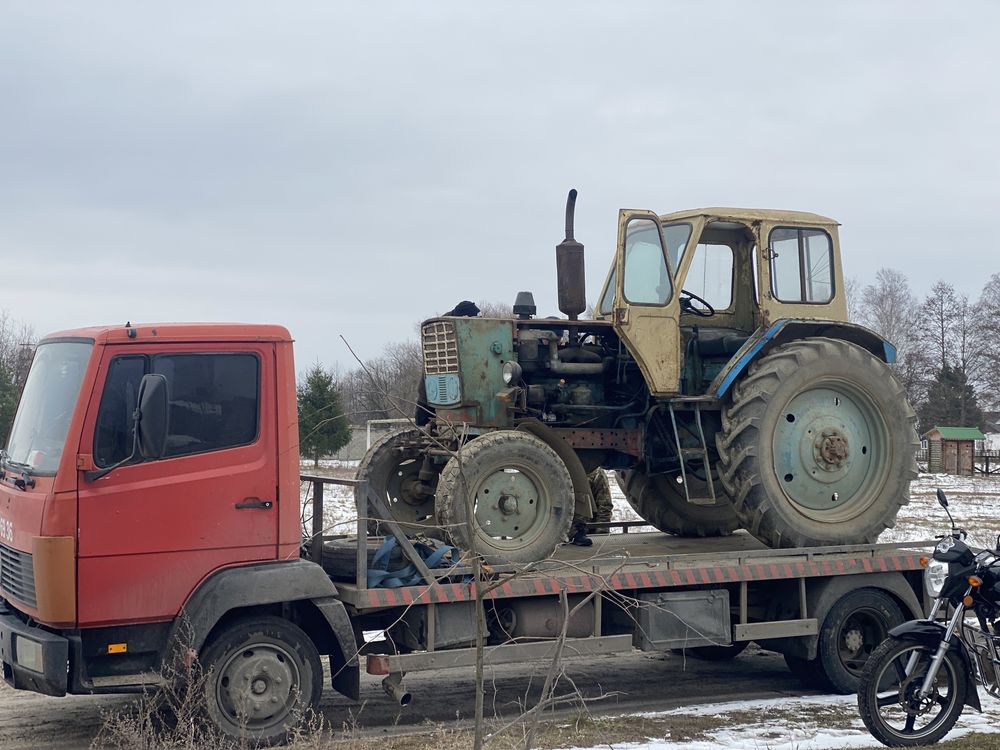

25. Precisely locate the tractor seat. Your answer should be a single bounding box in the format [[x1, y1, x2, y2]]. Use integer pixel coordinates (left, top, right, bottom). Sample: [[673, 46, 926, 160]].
[[684, 327, 750, 357]]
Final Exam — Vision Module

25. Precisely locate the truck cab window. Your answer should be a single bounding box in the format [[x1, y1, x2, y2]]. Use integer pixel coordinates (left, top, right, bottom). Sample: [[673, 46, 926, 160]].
[[93, 356, 146, 467], [153, 353, 260, 458], [93, 352, 260, 467]]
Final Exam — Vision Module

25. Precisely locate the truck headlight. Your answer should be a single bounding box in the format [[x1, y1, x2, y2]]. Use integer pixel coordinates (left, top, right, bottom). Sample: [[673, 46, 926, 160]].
[[924, 559, 948, 598], [502, 361, 522, 385]]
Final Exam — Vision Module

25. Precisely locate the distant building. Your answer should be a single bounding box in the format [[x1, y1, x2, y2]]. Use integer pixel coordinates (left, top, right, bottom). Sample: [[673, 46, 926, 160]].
[[922, 426, 986, 476]]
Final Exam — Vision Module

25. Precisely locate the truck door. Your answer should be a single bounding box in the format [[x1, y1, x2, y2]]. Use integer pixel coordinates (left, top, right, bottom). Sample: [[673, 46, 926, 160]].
[[75, 344, 278, 627], [613, 210, 684, 396]]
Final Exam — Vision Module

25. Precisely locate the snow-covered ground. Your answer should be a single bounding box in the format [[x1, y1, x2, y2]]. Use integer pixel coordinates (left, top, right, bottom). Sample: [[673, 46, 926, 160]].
[[564, 693, 1000, 750]]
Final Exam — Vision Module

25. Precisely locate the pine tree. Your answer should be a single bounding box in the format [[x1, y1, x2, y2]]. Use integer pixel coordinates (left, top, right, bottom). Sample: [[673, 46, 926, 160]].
[[297, 363, 351, 467], [0, 361, 18, 446], [917, 364, 984, 435]]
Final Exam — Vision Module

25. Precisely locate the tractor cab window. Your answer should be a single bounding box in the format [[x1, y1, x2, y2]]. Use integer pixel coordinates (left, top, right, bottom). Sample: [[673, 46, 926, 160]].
[[684, 244, 734, 311], [623, 218, 673, 305], [599, 266, 617, 315], [663, 223, 694, 269], [768, 227, 834, 304]]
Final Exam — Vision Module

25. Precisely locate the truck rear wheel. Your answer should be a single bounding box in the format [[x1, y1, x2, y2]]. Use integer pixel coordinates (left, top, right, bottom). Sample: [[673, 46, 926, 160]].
[[817, 588, 905, 694], [716, 338, 917, 548], [436, 431, 574, 565], [356, 428, 439, 536], [199, 616, 323, 746], [617, 469, 739, 537]]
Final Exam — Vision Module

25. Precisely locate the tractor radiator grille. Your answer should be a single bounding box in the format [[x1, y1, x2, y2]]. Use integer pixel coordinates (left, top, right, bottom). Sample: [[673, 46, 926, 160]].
[[0, 542, 36, 609], [422, 321, 459, 374]]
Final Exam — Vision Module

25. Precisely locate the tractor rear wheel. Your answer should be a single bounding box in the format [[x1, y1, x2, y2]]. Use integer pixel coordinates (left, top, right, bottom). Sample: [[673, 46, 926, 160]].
[[617, 468, 739, 537], [435, 431, 574, 565], [716, 338, 918, 548]]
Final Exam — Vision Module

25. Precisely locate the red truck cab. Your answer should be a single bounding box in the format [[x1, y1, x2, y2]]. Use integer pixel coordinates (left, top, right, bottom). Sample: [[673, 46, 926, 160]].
[[0, 323, 357, 743]]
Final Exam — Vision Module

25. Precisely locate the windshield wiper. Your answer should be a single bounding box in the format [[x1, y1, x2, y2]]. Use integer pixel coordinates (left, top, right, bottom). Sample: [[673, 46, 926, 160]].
[[0, 450, 35, 489]]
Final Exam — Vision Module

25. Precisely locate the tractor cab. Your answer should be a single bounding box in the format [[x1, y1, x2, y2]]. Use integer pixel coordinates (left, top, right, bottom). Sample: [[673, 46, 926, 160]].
[[595, 208, 846, 396]]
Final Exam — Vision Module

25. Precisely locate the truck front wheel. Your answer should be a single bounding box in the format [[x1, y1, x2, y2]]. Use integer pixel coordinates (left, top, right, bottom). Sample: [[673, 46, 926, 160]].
[[200, 616, 323, 746], [716, 338, 917, 548], [436, 431, 574, 565]]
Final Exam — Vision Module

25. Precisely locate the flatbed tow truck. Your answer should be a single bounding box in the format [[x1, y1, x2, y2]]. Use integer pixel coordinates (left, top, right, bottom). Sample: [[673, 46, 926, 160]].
[[0, 323, 929, 745]]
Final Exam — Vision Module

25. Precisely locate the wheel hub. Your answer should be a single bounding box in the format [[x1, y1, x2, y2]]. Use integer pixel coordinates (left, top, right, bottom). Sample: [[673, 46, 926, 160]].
[[399, 477, 432, 506], [815, 428, 850, 468], [771, 384, 887, 516], [499, 495, 519, 515], [843, 627, 864, 653], [218, 646, 296, 722], [900, 674, 937, 716], [473, 468, 542, 542]]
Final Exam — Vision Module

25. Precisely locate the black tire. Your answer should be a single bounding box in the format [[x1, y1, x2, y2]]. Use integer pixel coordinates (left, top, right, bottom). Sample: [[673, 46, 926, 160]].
[[716, 338, 918, 548], [674, 641, 750, 661], [199, 616, 323, 746], [356, 428, 439, 536], [784, 653, 831, 689], [818, 588, 906, 694], [857, 636, 967, 747], [436, 430, 574, 565], [618, 468, 739, 537]]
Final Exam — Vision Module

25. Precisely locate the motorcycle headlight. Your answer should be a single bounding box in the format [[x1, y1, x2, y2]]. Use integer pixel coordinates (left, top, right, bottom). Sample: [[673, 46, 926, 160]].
[[501, 361, 522, 385], [924, 559, 949, 598]]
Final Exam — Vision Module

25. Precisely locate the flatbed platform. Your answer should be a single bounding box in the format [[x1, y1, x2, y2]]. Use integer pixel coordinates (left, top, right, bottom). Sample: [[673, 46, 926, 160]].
[[333, 530, 930, 610]]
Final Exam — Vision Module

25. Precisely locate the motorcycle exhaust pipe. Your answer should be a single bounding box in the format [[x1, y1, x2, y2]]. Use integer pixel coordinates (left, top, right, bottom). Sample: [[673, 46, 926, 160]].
[[382, 673, 412, 706]]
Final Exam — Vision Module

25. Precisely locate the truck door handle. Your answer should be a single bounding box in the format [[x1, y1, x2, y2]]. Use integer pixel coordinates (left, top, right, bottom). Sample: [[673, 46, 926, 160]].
[[235, 498, 273, 510]]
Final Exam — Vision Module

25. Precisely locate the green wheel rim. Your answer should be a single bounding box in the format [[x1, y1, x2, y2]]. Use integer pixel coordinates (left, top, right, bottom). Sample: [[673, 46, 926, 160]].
[[472, 467, 549, 550], [771, 378, 890, 520]]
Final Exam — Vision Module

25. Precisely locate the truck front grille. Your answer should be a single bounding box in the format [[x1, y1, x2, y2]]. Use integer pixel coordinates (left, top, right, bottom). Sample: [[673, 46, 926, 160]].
[[422, 321, 459, 374], [0, 542, 36, 609]]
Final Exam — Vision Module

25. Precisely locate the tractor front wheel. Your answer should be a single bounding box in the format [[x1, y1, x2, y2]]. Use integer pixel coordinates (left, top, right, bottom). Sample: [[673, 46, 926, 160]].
[[355, 428, 439, 536], [435, 431, 574, 565]]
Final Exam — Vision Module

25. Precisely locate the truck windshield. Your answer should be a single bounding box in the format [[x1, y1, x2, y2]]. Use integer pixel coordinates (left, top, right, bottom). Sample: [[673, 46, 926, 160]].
[[5, 341, 93, 476]]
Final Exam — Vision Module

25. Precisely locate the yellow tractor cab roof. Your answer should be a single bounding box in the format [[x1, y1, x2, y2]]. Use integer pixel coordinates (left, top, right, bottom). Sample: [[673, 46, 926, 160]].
[[660, 207, 839, 227]]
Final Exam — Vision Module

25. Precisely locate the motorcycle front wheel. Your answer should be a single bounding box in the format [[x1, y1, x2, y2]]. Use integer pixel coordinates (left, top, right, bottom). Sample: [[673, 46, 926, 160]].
[[857, 637, 968, 747]]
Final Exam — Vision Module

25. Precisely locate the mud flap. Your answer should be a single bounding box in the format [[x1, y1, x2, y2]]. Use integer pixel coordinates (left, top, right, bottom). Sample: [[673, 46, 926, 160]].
[[312, 596, 361, 701]]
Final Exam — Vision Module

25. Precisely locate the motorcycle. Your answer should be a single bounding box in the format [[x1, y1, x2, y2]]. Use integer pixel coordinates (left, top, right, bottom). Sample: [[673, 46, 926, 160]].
[[857, 488, 1000, 746]]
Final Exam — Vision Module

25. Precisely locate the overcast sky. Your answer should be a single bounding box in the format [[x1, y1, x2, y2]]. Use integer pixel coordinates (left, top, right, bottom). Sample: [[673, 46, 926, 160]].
[[1, 2, 997, 371]]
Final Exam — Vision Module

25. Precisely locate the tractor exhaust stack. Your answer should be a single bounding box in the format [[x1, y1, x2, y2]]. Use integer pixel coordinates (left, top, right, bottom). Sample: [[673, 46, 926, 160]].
[[556, 188, 586, 320]]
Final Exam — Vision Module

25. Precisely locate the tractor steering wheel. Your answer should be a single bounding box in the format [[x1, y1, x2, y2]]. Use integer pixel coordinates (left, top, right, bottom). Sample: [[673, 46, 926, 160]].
[[679, 289, 715, 318]]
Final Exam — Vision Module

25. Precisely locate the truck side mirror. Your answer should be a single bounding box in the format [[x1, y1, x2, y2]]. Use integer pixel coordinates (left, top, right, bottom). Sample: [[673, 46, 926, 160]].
[[137, 374, 169, 460]]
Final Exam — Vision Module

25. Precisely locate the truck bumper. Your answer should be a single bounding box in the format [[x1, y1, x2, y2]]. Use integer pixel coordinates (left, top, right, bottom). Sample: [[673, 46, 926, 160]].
[[0, 603, 69, 696]]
